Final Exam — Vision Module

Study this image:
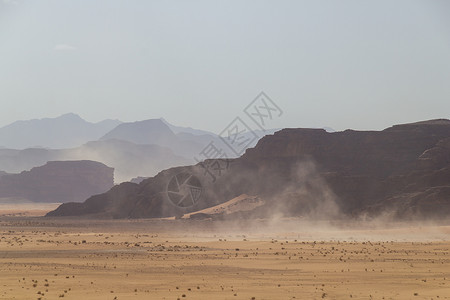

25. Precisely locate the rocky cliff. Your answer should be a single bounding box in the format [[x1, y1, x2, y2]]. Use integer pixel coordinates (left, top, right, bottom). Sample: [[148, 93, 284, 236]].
[[0, 160, 114, 203], [47, 120, 450, 219]]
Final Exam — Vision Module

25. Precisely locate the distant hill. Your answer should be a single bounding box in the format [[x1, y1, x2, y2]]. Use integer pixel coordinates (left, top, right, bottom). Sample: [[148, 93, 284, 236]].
[[99, 118, 226, 159], [0, 114, 281, 182], [64, 139, 191, 183], [0, 139, 191, 183], [100, 119, 177, 146], [48, 119, 450, 220], [0, 160, 113, 203], [100, 119, 198, 158], [101, 118, 280, 159], [161, 118, 216, 136], [0, 113, 121, 149]]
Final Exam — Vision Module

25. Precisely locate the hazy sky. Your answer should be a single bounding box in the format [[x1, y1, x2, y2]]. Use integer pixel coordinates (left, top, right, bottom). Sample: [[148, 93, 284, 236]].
[[1, 0, 449, 133]]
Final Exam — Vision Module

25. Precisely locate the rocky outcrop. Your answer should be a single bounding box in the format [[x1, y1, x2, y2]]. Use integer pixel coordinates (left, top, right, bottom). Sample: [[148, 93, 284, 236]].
[[47, 119, 450, 219], [0, 161, 114, 203]]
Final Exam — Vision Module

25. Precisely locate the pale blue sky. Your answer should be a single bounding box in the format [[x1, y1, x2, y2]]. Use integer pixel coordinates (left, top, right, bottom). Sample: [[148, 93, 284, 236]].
[[0, 0, 449, 133]]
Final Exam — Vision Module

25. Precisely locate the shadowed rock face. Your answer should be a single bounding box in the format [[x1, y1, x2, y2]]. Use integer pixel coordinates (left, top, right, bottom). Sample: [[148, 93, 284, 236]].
[[0, 161, 114, 203], [47, 119, 450, 219]]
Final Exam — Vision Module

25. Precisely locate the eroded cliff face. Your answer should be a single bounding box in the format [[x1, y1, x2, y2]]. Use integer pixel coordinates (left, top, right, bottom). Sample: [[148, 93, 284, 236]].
[[47, 120, 450, 219], [241, 120, 450, 218], [0, 160, 114, 203]]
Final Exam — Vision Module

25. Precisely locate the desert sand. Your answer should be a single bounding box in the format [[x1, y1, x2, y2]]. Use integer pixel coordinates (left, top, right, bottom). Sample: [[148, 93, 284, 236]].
[[0, 216, 449, 300], [0, 203, 61, 217]]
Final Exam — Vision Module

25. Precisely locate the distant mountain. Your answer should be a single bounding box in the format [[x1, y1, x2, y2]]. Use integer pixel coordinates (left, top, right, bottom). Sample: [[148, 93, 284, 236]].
[[101, 118, 281, 159], [163, 118, 282, 152], [64, 139, 191, 183], [48, 119, 450, 220], [161, 118, 216, 136], [100, 119, 176, 145], [0, 115, 281, 183], [0, 113, 121, 149], [129, 176, 150, 184], [0, 139, 191, 183], [0, 160, 114, 203], [322, 127, 335, 133], [99, 119, 210, 159], [161, 118, 283, 139]]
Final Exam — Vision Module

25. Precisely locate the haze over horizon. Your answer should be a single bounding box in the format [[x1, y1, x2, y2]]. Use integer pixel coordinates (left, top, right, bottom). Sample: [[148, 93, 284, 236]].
[[1, 0, 449, 132], [1, 3, 450, 298]]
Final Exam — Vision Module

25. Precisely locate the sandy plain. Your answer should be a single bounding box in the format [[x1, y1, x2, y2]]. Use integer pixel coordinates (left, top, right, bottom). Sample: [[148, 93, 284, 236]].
[[0, 203, 61, 218], [0, 215, 449, 300]]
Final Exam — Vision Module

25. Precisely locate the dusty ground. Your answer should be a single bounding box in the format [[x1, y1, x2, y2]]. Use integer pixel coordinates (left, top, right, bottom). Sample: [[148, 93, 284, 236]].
[[0, 203, 61, 217], [0, 217, 449, 300]]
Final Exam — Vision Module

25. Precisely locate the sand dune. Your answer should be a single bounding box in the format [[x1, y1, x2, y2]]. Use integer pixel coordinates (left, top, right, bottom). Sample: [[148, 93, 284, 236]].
[[183, 194, 264, 219]]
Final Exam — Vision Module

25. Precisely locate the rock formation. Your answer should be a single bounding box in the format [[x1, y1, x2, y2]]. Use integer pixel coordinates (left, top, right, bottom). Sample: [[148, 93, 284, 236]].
[[0, 140, 191, 183], [47, 119, 450, 219], [0, 160, 114, 203]]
